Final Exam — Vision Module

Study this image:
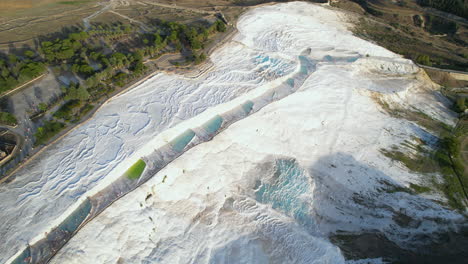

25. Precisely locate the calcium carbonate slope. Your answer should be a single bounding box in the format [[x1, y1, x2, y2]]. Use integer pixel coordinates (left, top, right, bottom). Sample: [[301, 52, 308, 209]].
[[45, 2, 463, 264], [0, 18, 300, 264]]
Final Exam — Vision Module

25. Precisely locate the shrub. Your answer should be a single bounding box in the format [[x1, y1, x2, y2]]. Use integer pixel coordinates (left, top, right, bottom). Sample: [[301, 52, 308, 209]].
[[215, 20, 227, 32], [455, 97, 466, 113], [0, 112, 18, 126], [38, 103, 48, 112], [53, 100, 81, 121], [194, 53, 207, 65], [416, 55, 432, 66], [24, 50, 36, 58], [34, 121, 65, 146], [65, 85, 90, 101]]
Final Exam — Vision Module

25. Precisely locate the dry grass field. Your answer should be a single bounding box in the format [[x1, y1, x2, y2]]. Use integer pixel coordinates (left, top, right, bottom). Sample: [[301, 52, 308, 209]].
[[0, 0, 246, 51], [1, 0, 466, 70], [337, 0, 468, 71], [0, 0, 101, 50]]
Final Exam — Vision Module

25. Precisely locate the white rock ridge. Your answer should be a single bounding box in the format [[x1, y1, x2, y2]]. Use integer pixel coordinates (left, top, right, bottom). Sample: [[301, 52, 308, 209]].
[[3, 2, 463, 264]]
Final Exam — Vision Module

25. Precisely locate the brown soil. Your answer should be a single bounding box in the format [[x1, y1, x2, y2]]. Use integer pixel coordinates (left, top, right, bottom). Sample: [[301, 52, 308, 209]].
[[334, 0, 468, 71], [423, 68, 467, 88]]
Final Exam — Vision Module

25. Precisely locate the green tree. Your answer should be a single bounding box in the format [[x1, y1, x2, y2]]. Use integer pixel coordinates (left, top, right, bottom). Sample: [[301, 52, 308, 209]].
[[215, 20, 226, 32], [131, 61, 146, 75], [89, 51, 102, 61], [132, 50, 144, 63], [442, 136, 460, 156], [0, 112, 18, 126], [17, 62, 46, 83], [1, 67, 9, 78], [168, 30, 179, 43], [175, 42, 182, 52], [37, 126, 44, 136], [416, 55, 432, 66], [24, 50, 36, 58], [8, 54, 18, 64], [69, 31, 89, 41], [65, 85, 90, 101], [194, 53, 207, 65], [71, 64, 80, 73], [109, 52, 128, 68], [154, 34, 163, 46], [455, 97, 466, 113], [79, 64, 95, 75], [38, 103, 48, 112]]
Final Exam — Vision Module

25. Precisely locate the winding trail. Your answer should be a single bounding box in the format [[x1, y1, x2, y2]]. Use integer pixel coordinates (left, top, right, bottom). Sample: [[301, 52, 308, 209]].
[[82, 0, 217, 31], [108, 10, 151, 31], [83, 1, 116, 30], [140, 1, 217, 15]]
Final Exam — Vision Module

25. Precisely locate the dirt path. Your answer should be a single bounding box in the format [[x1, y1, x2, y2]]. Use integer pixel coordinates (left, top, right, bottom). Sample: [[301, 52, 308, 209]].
[[367, 2, 415, 16], [83, 1, 114, 30], [108, 10, 151, 31], [423, 7, 468, 27], [81, 0, 220, 32], [141, 0, 217, 15], [418, 64, 468, 76]]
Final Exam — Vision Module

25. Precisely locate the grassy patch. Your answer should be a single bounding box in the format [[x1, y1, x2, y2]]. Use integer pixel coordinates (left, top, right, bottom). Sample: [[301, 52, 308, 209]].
[[375, 99, 467, 210], [409, 183, 431, 194], [381, 148, 438, 174], [374, 96, 452, 135], [124, 159, 146, 180], [381, 144, 466, 211], [407, 110, 453, 135]]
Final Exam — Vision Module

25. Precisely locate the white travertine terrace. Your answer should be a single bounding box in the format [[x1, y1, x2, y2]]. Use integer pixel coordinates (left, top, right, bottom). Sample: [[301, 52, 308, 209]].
[[3, 2, 462, 264]]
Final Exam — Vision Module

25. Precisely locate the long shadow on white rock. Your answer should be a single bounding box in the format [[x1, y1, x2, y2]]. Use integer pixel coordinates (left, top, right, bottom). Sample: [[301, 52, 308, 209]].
[[309, 152, 468, 263]]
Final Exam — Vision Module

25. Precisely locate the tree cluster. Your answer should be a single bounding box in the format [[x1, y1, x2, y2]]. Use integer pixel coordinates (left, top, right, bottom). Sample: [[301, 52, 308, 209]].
[[0, 54, 46, 93], [34, 121, 65, 146], [64, 83, 90, 101], [53, 100, 81, 121], [40, 38, 83, 62], [161, 20, 226, 51]]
